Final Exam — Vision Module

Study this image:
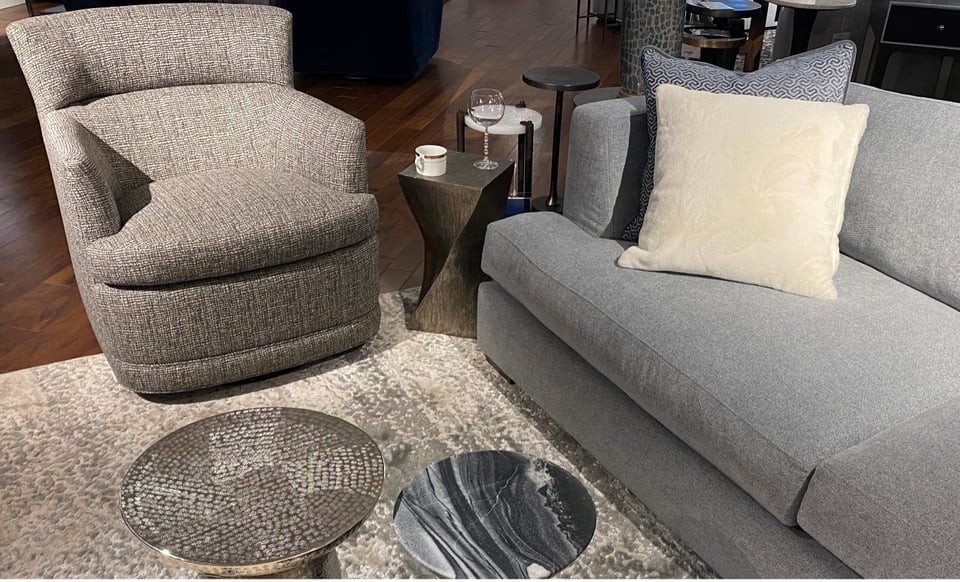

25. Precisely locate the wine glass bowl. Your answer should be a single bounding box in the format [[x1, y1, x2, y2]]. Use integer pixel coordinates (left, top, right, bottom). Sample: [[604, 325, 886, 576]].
[[469, 88, 505, 170]]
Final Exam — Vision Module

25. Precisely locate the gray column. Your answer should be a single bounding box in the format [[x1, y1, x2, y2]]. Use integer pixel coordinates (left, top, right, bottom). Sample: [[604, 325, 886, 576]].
[[619, 0, 687, 96]]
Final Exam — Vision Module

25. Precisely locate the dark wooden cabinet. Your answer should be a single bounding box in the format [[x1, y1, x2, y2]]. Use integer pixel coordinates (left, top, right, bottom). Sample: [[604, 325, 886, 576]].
[[870, 2, 960, 89], [883, 4, 960, 49]]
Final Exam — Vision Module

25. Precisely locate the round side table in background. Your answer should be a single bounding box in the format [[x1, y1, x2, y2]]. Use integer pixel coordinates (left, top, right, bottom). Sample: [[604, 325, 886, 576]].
[[457, 104, 543, 200], [768, 0, 857, 55], [684, 0, 762, 69], [685, 0, 762, 21], [522, 66, 601, 213]]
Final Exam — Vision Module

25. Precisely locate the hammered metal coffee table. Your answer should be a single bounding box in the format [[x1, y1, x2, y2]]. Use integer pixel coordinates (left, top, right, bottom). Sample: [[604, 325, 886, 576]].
[[120, 407, 384, 578]]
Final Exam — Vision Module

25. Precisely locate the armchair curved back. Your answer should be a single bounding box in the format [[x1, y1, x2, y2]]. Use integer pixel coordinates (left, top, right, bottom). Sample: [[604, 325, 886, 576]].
[[8, 3, 293, 115]]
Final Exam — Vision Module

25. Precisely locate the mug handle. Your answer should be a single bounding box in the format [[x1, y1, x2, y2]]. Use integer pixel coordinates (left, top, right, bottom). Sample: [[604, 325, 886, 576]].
[[415, 153, 424, 174]]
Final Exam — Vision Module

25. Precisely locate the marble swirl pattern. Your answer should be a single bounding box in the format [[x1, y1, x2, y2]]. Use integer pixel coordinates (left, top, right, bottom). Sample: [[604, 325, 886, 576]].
[[0, 291, 713, 579], [394, 451, 596, 578]]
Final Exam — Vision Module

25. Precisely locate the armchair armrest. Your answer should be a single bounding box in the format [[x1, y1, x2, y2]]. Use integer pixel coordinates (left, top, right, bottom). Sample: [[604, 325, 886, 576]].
[[42, 111, 121, 245], [562, 96, 649, 240], [271, 88, 368, 194]]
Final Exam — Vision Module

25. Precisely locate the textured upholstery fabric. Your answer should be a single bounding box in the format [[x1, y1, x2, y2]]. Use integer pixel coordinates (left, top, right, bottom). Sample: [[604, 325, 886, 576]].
[[52, 83, 367, 217], [86, 169, 377, 286], [477, 282, 856, 579], [482, 212, 960, 524], [86, 238, 377, 365], [6, 3, 293, 114], [798, 397, 960, 578], [113, 308, 381, 394], [562, 96, 649, 239], [841, 83, 960, 311], [90, 238, 380, 392], [621, 42, 857, 241], [9, 4, 379, 393], [619, 86, 869, 300]]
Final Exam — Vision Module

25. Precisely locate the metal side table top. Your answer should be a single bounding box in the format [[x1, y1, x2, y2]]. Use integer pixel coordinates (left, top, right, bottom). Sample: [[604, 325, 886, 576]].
[[119, 407, 384, 578]]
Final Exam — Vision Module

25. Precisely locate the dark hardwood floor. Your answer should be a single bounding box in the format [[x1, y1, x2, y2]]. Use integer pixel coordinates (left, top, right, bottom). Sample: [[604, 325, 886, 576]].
[[0, 0, 621, 373]]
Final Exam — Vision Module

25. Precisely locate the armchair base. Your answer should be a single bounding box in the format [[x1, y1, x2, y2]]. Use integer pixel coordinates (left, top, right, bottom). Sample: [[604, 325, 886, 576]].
[[84, 236, 381, 394], [108, 307, 380, 394]]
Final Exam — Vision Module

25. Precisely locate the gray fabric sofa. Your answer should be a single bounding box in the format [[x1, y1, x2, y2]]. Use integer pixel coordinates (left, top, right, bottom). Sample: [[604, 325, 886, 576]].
[[8, 4, 380, 393], [477, 83, 960, 578]]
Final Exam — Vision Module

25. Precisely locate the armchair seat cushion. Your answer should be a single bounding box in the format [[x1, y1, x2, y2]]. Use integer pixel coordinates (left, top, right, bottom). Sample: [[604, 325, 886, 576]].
[[85, 168, 377, 286]]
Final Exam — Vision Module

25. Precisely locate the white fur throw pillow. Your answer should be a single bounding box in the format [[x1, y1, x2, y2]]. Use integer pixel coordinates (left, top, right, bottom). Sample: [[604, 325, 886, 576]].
[[618, 84, 869, 300]]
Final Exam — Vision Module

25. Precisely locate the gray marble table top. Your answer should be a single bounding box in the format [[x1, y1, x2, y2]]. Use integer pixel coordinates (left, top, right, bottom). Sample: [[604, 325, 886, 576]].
[[393, 450, 597, 578]]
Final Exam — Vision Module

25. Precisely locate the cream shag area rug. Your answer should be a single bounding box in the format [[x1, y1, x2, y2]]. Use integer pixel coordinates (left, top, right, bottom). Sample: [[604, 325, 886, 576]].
[[0, 291, 712, 578]]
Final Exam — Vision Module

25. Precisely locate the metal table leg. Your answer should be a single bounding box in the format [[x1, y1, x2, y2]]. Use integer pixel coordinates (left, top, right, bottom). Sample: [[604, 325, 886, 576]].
[[456, 110, 466, 152], [789, 8, 817, 55], [533, 90, 565, 212]]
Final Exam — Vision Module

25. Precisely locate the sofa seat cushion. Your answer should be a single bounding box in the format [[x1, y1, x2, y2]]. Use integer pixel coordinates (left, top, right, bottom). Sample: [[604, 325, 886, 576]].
[[85, 168, 378, 286], [797, 397, 960, 578], [481, 212, 960, 525]]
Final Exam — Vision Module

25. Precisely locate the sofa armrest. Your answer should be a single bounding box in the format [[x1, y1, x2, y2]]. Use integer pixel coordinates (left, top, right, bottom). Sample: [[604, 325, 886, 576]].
[[562, 96, 649, 240], [271, 88, 368, 194]]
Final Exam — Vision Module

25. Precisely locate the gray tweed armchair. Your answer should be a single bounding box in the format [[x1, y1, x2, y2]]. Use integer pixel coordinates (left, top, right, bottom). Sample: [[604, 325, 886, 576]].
[[8, 3, 381, 393]]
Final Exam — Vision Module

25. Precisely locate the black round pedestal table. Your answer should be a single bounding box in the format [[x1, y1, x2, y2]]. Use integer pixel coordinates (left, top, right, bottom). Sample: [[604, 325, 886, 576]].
[[522, 66, 600, 213]]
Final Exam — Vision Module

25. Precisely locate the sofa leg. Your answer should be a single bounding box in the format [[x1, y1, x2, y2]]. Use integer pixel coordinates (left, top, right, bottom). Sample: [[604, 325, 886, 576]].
[[485, 355, 515, 384]]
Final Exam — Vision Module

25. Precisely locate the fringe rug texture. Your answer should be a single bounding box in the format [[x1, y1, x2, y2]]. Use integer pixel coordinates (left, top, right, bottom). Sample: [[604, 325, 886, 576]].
[[0, 291, 711, 578]]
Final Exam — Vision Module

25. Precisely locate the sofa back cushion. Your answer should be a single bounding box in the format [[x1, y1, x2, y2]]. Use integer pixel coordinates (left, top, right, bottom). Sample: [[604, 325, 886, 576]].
[[841, 84, 960, 311]]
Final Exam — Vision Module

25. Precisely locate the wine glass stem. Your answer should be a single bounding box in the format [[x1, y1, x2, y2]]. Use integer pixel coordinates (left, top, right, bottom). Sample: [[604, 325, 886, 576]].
[[483, 128, 490, 162]]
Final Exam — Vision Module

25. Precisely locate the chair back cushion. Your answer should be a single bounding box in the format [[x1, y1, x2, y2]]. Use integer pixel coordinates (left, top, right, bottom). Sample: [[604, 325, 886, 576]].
[[58, 83, 289, 192], [8, 3, 293, 114]]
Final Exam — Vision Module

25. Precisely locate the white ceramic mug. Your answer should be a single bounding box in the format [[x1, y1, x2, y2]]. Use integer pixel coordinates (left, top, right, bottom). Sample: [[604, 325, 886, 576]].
[[415, 145, 447, 177]]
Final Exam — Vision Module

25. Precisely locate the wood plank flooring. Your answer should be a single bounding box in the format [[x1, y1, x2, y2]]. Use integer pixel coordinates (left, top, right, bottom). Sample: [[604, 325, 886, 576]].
[[0, 0, 620, 373]]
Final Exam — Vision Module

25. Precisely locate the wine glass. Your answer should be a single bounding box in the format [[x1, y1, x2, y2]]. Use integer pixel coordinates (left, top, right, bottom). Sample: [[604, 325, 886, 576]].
[[469, 88, 505, 170]]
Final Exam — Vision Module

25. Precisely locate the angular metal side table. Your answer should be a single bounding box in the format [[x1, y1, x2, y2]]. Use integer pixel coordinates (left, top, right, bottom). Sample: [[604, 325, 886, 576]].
[[399, 151, 513, 338]]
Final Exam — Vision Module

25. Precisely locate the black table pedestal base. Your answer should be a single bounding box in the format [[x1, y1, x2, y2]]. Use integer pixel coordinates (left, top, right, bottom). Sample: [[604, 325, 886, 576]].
[[532, 196, 563, 213], [522, 66, 600, 216], [789, 8, 817, 55]]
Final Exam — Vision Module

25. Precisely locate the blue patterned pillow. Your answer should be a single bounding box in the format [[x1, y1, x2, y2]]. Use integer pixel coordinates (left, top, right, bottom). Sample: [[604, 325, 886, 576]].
[[619, 41, 858, 242]]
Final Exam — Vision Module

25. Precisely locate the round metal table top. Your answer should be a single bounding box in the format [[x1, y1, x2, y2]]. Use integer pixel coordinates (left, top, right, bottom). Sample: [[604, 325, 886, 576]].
[[522, 66, 601, 92], [464, 105, 543, 135], [119, 407, 384, 577], [765, 0, 855, 9], [686, 0, 762, 19], [394, 450, 597, 578]]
